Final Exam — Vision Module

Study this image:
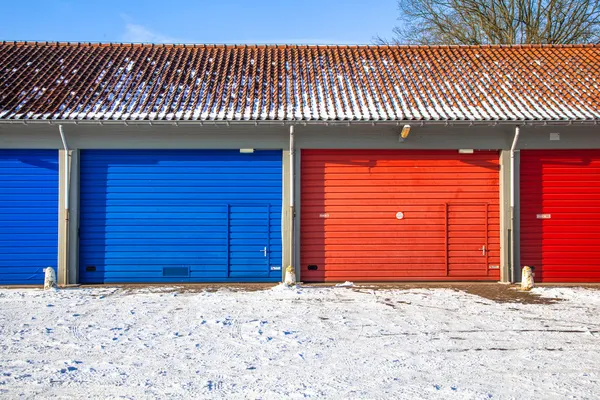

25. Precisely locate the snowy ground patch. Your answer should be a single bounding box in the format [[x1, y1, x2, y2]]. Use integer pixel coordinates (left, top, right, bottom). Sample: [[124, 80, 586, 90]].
[[0, 286, 599, 399]]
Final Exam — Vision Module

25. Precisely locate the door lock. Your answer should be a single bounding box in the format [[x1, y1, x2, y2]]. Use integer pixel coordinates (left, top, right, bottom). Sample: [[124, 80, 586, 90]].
[[480, 245, 487, 256], [262, 247, 267, 257]]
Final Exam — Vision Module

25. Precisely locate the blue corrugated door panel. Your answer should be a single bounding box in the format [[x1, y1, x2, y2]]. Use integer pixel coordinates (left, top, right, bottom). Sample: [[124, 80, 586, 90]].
[[228, 205, 269, 279], [79, 150, 283, 283], [0, 150, 59, 285]]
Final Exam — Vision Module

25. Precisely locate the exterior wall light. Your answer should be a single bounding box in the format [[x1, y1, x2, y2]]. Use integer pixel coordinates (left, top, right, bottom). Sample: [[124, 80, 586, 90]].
[[399, 124, 411, 142]]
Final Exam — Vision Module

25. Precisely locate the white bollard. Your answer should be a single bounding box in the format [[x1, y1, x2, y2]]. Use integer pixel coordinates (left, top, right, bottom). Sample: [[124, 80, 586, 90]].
[[284, 265, 296, 287], [44, 267, 57, 290], [521, 266, 534, 291]]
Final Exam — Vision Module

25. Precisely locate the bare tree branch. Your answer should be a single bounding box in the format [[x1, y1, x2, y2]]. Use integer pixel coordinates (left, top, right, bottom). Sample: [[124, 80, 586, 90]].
[[375, 0, 600, 45]]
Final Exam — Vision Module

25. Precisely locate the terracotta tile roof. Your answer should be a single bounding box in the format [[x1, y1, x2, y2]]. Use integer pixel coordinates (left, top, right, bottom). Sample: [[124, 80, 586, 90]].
[[0, 41, 599, 122]]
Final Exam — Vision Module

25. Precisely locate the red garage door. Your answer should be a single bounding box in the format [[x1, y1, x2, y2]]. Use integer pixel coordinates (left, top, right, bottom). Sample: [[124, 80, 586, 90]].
[[521, 150, 600, 282], [301, 150, 500, 282]]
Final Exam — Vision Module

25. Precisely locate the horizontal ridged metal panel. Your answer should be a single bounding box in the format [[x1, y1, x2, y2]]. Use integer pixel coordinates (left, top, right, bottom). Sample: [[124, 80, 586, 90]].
[[79, 150, 282, 283], [0, 150, 58, 285], [521, 150, 600, 282], [301, 150, 500, 282]]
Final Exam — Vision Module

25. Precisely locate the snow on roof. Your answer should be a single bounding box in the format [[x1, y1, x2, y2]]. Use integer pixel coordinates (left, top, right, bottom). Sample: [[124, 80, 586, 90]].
[[0, 42, 599, 122]]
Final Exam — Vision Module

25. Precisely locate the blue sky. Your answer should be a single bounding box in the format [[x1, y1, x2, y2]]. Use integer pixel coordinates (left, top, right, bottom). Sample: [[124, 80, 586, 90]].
[[0, 0, 399, 44]]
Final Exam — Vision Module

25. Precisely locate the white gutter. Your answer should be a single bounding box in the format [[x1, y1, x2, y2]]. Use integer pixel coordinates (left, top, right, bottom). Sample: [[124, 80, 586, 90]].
[[509, 125, 521, 282], [0, 119, 598, 126], [58, 125, 69, 210]]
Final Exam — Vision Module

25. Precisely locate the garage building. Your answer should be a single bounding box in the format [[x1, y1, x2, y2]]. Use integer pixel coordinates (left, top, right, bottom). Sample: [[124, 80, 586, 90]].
[[0, 42, 598, 284]]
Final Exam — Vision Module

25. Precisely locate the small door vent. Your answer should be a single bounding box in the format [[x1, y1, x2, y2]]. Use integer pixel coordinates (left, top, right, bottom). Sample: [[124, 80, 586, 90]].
[[162, 267, 190, 277], [307, 264, 318, 271], [85, 266, 96, 272]]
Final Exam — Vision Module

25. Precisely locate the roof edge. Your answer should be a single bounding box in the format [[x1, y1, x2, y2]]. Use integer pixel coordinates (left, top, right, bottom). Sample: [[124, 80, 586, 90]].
[[3, 40, 600, 49], [0, 119, 597, 126]]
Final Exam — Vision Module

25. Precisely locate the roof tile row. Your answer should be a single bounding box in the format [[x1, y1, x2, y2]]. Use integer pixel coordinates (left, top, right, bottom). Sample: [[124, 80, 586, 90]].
[[0, 42, 598, 121]]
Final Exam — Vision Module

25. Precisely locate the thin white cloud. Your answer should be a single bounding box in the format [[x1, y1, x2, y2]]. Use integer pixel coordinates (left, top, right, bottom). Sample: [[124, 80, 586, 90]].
[[271, 39, 362, 45], [119, 14, 178, 44], [122, 23, 177, 44], [225, 38, 362, 45], [117, 14, 360, 45]]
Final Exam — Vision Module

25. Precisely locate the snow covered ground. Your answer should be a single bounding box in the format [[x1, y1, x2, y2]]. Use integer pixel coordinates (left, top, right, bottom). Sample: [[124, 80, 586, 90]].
[[1, 285, 599, 399]]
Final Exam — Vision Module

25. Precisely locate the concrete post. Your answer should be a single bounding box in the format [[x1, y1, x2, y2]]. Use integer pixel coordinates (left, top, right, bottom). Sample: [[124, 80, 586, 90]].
[[57, 149, 69, 286], [499, 150, 511, 282], [294, 149, 301, 280], [58, 149, 79, 286], [282, 150, 291, 281], [512, 150, 521, 282], [68, 150, 80, 285]]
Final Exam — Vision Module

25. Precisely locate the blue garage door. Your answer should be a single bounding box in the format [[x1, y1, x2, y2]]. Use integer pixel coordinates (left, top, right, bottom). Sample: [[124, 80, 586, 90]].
[[0, 150, 59, 285], [79, 150, 283, 283]]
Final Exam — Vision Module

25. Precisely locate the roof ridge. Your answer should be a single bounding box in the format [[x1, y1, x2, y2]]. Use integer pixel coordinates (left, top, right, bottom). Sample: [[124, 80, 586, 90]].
[[2, 40, 600, 49]]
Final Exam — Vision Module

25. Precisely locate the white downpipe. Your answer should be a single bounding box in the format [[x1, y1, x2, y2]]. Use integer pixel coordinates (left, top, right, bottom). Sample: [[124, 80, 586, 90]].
[[509, 125, 521, 282], [290, 125, 295, 207], [58, 125, 70, 286], [58, 125, 69, 210], [289, 125, 295, 276], [510, 125, 520, 208]]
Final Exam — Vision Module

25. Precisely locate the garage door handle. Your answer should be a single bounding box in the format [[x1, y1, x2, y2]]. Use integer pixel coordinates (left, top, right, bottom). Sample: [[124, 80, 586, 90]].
[[262, 247, 267, 257], [480, 245, 487, 256]]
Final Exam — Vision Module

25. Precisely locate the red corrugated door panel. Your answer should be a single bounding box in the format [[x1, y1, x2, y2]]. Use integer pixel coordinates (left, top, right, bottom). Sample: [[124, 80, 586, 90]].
[[301, 150, 500, 282], [447, 204, 490, 277], [521, 150, 600, 283]]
